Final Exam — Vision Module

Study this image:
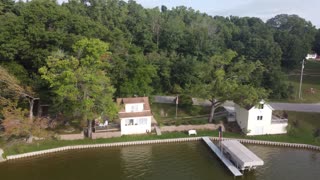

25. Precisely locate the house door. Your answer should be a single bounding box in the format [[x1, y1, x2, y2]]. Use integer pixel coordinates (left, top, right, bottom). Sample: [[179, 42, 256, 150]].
[[255, 126, 264, 135]]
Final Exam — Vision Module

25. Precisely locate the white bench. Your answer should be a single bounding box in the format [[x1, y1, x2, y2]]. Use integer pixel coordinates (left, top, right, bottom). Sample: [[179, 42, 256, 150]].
[[188, 130, 197, 136]]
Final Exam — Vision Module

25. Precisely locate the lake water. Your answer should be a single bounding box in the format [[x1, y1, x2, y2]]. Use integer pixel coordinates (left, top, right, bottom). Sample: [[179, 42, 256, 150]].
[[0, 141, 319, 180]]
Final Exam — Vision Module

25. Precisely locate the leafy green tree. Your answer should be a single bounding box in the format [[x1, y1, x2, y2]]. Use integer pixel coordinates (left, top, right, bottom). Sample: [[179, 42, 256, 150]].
[[267, 14, 317, 69], [0, 65, 38, 120], [0, 65, 48, 140], [313, 29, 320, 55], [191, 50, 268, 123], [39, 38, 117, 137], [118, 53, 157, 97]]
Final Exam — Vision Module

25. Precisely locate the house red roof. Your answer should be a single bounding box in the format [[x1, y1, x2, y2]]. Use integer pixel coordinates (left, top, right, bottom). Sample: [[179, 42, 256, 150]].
[[118, 111, 152, 118], [116, 97, 152, 118]]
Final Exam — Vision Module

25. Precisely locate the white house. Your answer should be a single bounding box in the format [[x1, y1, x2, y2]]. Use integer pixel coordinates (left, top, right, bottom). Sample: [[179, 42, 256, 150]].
[[306, 53, 317, 60], [235, 100, 288, 136], [117, 97, 152, 135]]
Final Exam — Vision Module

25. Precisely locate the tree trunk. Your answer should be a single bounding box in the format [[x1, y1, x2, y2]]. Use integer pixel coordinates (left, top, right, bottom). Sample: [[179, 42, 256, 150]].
[[29, 99, 34, 121], [88, 120, 92, 138], [208, 103, 216, 123]]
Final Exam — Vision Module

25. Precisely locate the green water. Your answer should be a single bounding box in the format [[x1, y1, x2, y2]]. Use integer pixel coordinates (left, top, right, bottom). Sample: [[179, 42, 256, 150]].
[[0, 142, 319, 180]]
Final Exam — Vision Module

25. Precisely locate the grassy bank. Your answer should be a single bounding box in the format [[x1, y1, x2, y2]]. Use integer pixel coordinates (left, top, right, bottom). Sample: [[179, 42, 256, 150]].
[[278, 61, 320, 103], [151, 103, 211, 125]]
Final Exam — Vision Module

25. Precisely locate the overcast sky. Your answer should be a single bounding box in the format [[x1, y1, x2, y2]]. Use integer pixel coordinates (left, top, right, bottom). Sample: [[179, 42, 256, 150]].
[[132, 0, 320, 27]]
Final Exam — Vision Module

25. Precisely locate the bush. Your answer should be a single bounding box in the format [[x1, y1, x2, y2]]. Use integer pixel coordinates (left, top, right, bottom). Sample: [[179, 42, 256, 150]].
[[189, 106, 201, 116], [178, 94, 193, 108], [314, 128, 320, 138], [175, 120, 182, 126]]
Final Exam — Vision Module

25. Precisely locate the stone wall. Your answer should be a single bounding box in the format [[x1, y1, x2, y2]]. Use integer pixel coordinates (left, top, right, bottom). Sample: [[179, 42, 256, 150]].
[[92, 131, 121, 139], [58, 133, 84, 140], [3, 137, 320, 161], [160, 124, 223, 132]]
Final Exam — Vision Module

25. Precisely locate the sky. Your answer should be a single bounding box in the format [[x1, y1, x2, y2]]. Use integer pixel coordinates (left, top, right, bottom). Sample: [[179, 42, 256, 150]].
[[132, 0, 320, 27]]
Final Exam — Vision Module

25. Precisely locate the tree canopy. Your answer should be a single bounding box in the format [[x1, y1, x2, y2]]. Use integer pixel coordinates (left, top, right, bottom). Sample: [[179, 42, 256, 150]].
[[39, 38, 117, 124], [0, 0, 319, 132]]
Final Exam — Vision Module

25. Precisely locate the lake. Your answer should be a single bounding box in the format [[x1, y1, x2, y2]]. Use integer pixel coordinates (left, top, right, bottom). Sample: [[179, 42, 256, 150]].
[[0, 141, 319, 180]]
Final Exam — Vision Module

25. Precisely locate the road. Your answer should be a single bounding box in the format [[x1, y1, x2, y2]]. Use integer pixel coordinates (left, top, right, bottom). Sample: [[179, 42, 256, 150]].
[[269, 102, 320, 113], [153, 95, 320, 113]]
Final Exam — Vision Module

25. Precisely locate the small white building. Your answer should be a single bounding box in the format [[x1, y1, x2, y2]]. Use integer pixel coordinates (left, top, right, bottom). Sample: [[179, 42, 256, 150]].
[[117, 97, 152, 135], [306, 53, 317, 60], [235, 100, 288, 136]]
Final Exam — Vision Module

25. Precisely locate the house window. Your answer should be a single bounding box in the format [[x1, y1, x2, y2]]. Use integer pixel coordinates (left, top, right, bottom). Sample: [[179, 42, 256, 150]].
[[257, 104, 264, 109], [139, 118, 147, 125], [257, 116, 263, 120], [125, 119, 134, 126], [130, 105, 139, 112]]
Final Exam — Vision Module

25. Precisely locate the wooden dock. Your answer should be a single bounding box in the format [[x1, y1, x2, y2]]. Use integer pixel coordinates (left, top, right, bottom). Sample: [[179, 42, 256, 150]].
[[202, 137, 243, 177]]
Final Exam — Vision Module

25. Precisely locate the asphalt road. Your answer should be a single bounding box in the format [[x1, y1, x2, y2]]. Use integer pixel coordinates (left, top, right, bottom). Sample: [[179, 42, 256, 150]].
[[269, 102, 320, 113], [153, 95, 320, 113]]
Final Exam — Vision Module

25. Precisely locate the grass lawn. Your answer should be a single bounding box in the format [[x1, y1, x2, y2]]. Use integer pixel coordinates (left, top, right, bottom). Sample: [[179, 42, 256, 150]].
[[151, 103, 212, 125], [276, 61, 320, 103]]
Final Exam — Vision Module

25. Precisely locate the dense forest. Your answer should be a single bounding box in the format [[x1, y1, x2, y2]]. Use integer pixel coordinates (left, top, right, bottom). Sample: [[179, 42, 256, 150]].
[[1, 0, 320, 137]]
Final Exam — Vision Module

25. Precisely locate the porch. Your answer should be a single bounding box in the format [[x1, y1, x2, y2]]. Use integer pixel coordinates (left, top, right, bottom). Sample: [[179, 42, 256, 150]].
[[271, 115, 288, 124]]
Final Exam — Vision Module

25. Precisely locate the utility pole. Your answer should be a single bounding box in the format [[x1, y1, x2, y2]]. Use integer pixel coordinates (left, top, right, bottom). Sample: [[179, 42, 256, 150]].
[[298, 58, 305, 99], [175, 95, 178, 119]]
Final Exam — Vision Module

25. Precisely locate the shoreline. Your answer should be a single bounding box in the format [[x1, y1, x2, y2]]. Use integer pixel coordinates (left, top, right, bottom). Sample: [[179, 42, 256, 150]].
[[2, 136, 320, 162]]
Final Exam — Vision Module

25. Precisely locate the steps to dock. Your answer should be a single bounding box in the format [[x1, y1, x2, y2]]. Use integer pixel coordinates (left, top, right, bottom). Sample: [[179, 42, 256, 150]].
[[0, 149, 5, 162], [154, 125, 162, 135], [202, 137, 243, 177]]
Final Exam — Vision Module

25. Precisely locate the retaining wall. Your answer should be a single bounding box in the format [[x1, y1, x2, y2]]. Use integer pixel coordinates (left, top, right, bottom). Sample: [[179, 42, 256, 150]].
[[160, 124, 221, 132], [210, 137, 320, 151], [58, 133, 84, 140], [4, 137, 320, 161], [92, 131, 121, 139], [5, 137, 202, 160]]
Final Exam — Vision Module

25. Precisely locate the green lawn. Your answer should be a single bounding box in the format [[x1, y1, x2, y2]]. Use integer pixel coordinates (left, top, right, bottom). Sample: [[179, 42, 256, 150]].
[[151, 103, 212, 125], [279, 61, 320, 103]]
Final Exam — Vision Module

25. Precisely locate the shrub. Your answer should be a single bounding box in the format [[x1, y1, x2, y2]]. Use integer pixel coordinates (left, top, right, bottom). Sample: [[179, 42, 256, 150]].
[[178, 94, 193, 108], [314, 128, 320, 138], [189, 106, 201, 116]]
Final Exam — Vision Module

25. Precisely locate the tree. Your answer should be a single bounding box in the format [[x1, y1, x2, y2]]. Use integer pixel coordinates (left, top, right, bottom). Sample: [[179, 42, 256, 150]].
[[0, 65, 38, 120], [313, 29, 320, 55], [0, 65, 47, 139], [191, 50, 268, 123], [39, 38, 117, 137], [118, 53, 157, 97], [1, 105, 48, 139], [267, 14, 317, 69]]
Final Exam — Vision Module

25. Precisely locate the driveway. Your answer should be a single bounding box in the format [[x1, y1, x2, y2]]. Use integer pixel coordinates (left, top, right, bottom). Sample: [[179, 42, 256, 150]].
[[269, 102, 320, 113]]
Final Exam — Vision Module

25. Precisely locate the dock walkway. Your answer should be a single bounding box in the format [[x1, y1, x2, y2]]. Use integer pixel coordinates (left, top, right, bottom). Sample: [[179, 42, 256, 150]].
[[202, 137, 243, 177]]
